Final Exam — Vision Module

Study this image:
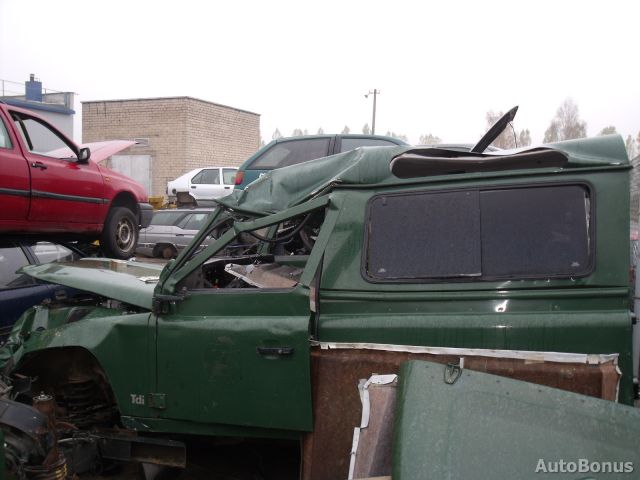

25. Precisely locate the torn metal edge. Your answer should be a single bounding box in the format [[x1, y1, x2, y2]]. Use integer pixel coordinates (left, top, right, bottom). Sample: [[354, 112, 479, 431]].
[[348, 374, 398, 480], [311, 341, 619, 365]]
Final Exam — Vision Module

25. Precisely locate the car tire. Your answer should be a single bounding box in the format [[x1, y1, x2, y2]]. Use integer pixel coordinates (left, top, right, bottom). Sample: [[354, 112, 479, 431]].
[[159, 245, 177, 259], [101, 207, 138, 259]]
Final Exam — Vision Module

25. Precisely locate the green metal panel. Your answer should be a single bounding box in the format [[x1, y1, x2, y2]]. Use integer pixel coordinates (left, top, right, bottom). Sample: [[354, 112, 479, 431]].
[[316, 166, 633, 403], [155, 285, 313, 431], [21, 258, 160, 309], [393, 360, 640, 479], [1, 306, 154, 419]]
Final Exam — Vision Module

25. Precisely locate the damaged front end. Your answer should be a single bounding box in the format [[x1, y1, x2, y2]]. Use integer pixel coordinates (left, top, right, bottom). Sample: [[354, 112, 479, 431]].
[[0, 259, 186, 477]]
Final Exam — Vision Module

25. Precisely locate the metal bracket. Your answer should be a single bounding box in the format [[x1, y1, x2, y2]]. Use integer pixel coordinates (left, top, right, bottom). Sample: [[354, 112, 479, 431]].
[[444, 362, 463, 385], [151, 293, 187, 315], [148, 393, 166, 409]]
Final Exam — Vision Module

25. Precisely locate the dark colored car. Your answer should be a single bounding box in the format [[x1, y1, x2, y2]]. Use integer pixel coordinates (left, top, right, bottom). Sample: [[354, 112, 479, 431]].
[[234, 134, 408, 189], [0, 239, 82, 337]]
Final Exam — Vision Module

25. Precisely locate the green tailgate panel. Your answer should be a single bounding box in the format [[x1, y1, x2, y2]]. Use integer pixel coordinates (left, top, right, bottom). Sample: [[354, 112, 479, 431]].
[[394, 361, 640, 479]]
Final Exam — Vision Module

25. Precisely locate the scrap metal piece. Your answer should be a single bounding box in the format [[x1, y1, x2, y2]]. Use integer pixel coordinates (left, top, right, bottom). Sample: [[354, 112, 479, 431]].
[[302, 345, 621, 480], [348, 374, 397, 480], [224, 263, 303, 288]]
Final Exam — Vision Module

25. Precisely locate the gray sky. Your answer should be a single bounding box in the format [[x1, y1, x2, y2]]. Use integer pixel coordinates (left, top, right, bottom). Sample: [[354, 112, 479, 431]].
[[1, 0, 638, 146]]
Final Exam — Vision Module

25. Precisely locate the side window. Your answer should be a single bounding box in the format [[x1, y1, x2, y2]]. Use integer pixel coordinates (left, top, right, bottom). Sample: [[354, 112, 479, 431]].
[[340, 138, 398, 152], [11, 114, 75, 160], [32, 242, 81, 264], [176, 206, 327, 291], [178, 213, 210, 231], [365, 185, 591, 281], [0, 118, 13, 149], [192, 169, 220, 185], [0, 246, 33, 289], [222, 169, 237, 185], [150, 211, 186, 226], [250, 139, 331, 170]]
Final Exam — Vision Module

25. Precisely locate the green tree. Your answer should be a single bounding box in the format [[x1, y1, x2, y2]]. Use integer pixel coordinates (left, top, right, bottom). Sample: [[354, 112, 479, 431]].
[[626, 134, 638, 159], [485, 110, 531, 149], [418, 133, 441, 145], [362, 123, 371, 135], [342, 125, 351, 135], [519, 129, 532, 147], [386, 131, 409, 142], [292, 128, 304, 137], [272, 128, 282, 140], [598, 126, 617, 135], [543, 120, 559, 143], [544, 98, 587, 142], [317, 127, 324, 135]]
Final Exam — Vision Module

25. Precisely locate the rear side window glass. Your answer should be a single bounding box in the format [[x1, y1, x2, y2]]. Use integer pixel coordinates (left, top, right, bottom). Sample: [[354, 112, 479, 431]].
[[365, 185, 591, 282], [340, 138, 398, 152], [192, 169, 220, 185], [0, 118, 12, 149], [222, 169, 237, 185], [178, 213, 210, 231], [151, 211, 186, 226], [250, 139, 330, 170]]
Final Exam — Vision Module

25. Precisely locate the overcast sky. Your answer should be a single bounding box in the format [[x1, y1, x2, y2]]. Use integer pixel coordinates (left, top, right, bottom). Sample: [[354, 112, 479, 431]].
[[1, 0, 638, 147]]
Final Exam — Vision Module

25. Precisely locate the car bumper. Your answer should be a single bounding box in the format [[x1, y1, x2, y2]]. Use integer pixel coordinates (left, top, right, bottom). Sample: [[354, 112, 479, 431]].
[[138, 203, 154, 228]]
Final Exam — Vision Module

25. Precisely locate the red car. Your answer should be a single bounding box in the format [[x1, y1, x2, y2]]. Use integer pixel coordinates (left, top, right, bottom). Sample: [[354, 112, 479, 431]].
[[0, 102, 152, 259]]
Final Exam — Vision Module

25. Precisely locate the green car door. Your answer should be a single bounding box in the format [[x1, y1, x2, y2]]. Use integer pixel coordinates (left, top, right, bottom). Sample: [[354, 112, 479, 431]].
[[154, 284, 313, 432]]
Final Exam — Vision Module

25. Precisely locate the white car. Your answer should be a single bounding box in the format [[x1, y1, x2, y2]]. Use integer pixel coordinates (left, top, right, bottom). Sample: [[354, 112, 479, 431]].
[[167, 167, 237, 206]]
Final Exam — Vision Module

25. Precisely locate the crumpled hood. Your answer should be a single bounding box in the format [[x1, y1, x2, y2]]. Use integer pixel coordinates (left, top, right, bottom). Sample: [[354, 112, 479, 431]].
[[20, 258, 164, 310]]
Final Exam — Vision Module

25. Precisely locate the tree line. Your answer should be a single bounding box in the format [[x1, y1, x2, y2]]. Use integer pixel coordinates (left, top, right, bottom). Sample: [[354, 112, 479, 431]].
[[269, 98, 639, 158]]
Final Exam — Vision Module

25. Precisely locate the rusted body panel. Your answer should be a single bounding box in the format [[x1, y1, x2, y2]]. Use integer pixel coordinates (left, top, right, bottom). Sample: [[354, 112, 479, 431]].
[[302, 344, 620, 480]]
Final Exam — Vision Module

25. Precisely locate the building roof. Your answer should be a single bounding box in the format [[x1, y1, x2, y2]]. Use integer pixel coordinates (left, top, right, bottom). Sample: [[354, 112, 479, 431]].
[[81, 96, 259, 116]]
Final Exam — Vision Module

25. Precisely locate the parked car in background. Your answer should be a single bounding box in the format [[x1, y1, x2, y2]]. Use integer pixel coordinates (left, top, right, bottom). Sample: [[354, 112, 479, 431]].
[[0, 102, 153, 259], [167, 167, 237, 207], [136, 208, 215, 258], [0, 239, 83, 338], [234, 134, 408, 189]]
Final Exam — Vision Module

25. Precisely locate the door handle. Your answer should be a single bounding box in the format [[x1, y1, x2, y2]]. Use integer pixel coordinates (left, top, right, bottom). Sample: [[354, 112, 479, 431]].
[[191, 186, 197, 189], [257, 346, 294, 356], [175, 234, 185, 237], [224, 186, 230, 189], [31, 161, 47, 170]]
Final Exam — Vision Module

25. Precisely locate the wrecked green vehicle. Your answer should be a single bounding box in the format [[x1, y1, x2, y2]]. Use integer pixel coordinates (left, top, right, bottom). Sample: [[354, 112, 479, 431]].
[[1, 110, 640, 479]]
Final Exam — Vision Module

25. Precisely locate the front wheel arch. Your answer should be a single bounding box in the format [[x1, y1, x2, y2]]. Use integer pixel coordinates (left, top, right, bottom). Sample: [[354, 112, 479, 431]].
[[15, 347, 121, 427]]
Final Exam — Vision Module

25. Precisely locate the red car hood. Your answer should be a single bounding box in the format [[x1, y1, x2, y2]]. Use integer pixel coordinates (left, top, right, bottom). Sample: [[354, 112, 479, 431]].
[[82, 140, 136, 163], [46, 140, 135, 163]]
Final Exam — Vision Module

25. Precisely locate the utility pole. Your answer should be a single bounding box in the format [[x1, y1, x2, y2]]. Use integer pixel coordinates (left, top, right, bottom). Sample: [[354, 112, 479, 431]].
[[365, 89, 379, 134]]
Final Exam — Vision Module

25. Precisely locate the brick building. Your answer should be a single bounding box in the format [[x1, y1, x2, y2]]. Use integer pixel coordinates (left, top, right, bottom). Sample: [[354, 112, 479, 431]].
[[82, 97, 260, 197]]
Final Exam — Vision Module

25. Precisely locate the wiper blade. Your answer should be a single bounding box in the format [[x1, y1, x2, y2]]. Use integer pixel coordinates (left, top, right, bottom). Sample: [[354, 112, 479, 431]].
[[471, 106, 518, 153]]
